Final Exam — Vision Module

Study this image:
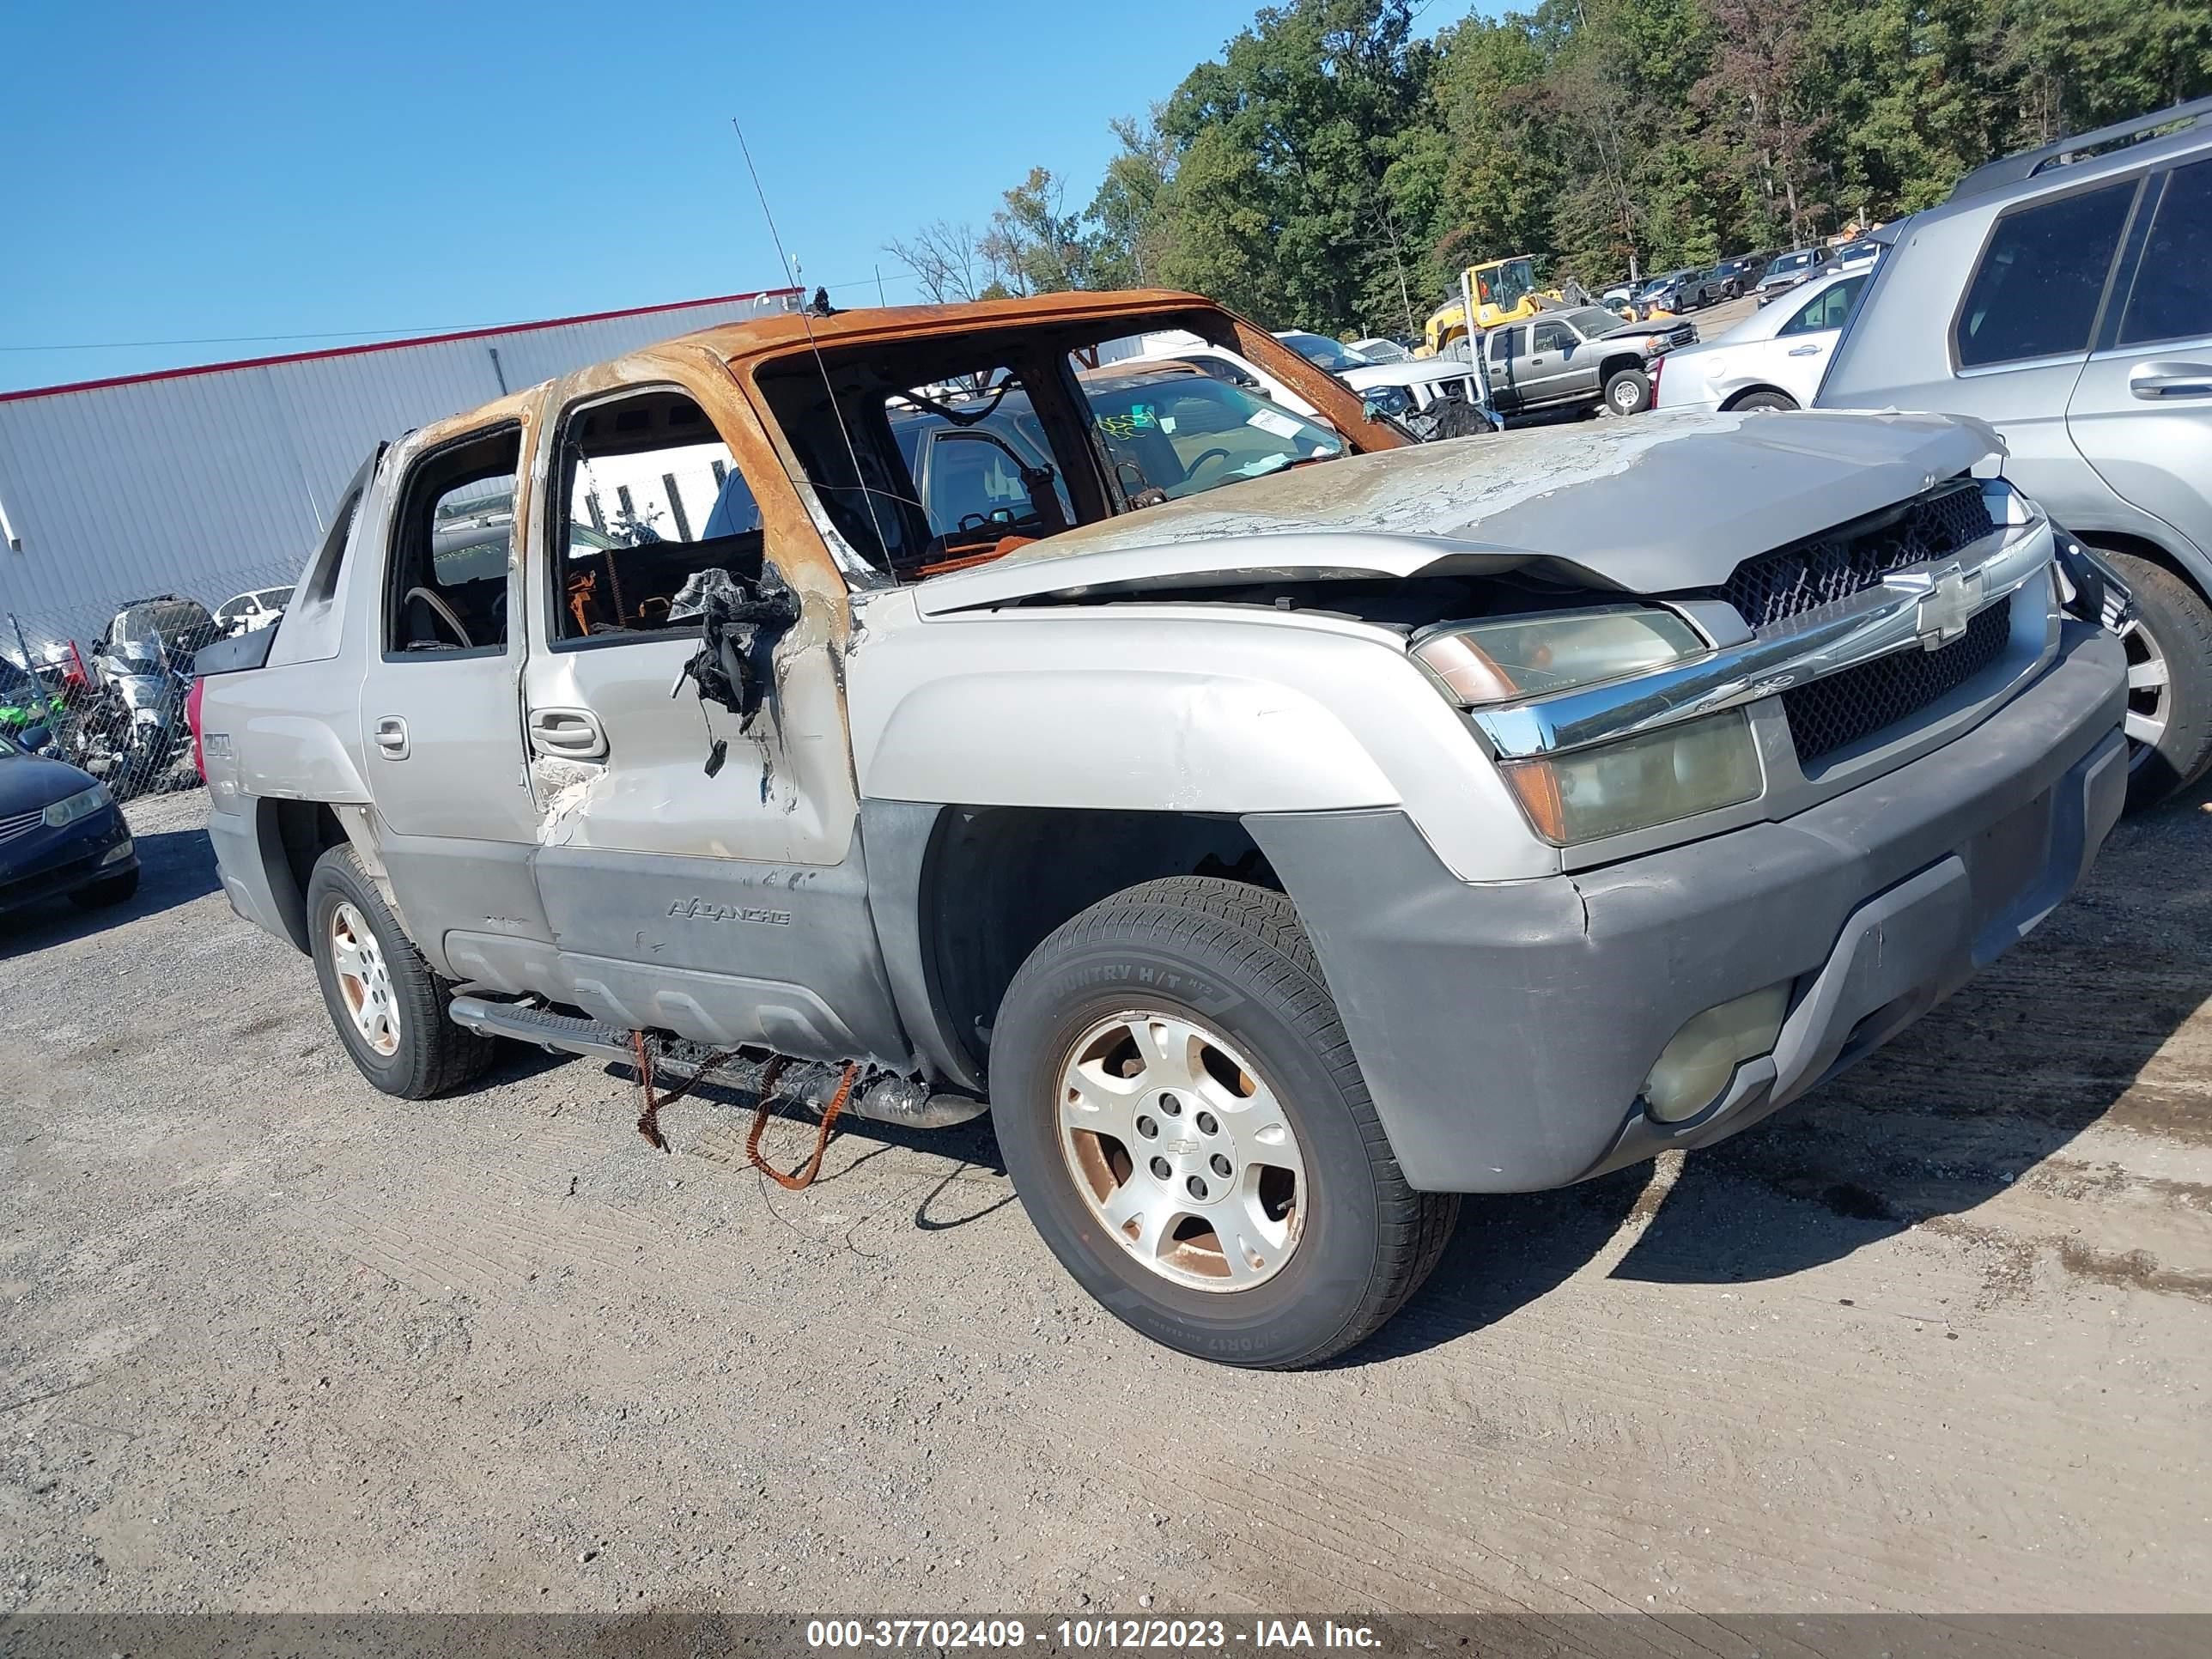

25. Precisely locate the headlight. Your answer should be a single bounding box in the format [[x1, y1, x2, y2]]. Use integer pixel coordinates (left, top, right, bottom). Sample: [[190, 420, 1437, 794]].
[[43, 782, 111, 828], [1413, 606, 1706, 704], [1499, 710, 1763, 844]]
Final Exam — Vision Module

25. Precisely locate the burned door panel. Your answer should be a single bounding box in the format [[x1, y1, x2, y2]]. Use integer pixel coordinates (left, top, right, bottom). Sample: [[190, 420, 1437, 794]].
[[515, 359, 902, 1064]]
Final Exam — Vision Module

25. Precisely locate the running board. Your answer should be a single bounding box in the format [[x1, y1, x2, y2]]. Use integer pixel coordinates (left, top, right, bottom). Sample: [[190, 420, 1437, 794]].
[[449, 994, 632, 1063], [446, 995, 985, 1130]]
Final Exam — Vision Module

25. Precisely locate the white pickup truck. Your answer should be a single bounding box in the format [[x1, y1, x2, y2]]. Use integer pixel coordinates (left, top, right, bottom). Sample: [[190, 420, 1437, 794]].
[[193, 289, 2128, 1367]]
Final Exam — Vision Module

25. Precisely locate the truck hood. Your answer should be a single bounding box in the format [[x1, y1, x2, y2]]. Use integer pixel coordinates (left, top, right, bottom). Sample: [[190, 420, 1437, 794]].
[[913, 409, 1999, 616], [1339, 358, 1481, 392]]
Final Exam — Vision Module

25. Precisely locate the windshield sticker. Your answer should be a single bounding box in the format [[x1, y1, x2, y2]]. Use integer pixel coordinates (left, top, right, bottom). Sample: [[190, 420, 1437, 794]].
[[1248, 408, 1303, 440]]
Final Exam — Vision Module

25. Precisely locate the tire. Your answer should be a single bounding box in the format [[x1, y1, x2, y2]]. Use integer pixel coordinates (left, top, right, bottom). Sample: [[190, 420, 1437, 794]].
[[306, 842, 496, 1098], [2100, 550, 2212, 811], [68, 868, 138, 908], [1729, 390, 1798, 412], [989, 876, 1459, 1369], [1605, 368, 1651, 416]]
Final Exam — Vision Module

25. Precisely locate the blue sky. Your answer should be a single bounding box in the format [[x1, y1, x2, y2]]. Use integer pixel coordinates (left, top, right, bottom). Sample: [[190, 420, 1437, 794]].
[[0, 0, 1290, 391]]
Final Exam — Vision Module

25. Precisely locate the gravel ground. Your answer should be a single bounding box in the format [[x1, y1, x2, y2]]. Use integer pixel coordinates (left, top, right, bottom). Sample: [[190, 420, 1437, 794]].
[[1, 781, 2208, 1617]]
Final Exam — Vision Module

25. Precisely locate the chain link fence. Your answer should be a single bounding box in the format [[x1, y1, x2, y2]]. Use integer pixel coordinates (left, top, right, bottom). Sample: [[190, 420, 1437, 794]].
[[3, 554, 303, 800]]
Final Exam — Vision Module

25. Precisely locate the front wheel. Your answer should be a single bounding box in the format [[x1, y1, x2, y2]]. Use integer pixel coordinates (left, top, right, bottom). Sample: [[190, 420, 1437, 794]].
[[2102, 550, 2212, 810], [1730, 389, 1798, 412], [989, 877, 1457, 1369], [307, 843, 496, 1098], [1605, 368, 1651, 416]]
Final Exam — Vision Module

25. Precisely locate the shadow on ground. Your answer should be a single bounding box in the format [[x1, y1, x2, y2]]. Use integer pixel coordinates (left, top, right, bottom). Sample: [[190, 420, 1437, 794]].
[[1614, 778, 2212, 1292], [0, 824, 220, 960]]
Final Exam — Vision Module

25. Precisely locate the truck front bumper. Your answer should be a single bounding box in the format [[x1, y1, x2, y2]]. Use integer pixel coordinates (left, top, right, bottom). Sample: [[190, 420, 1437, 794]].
[[1247, 622, 2128, 1193]]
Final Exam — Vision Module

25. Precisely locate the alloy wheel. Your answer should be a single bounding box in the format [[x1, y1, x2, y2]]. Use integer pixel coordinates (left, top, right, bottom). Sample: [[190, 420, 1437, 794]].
[[329, 901, 401, 1056], [1056, 1011, 1307, 1291], [2118, 611, 2171, 771]]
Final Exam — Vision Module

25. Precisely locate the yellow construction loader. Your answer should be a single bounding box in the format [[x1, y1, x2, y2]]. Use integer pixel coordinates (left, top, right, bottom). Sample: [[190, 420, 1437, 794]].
[[1419, 255, 1589, 356]]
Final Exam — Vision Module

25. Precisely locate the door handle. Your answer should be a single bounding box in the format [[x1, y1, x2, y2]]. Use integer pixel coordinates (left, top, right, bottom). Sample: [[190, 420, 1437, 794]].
[[374, 716, 409, 760], [529, 707, 608, 760], [2130, 361, 2212, 399], [1787, 345, 1820, 356]]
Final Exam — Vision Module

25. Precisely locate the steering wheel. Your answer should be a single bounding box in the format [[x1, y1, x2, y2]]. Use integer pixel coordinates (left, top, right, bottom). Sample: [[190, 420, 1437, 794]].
[[404, 586, 474, 649], [1183, 447, 1237, 486]]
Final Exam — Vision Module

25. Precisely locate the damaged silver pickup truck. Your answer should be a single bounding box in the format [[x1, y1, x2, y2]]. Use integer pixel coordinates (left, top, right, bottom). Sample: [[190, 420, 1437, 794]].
[[195, 290, 2129, 1367]]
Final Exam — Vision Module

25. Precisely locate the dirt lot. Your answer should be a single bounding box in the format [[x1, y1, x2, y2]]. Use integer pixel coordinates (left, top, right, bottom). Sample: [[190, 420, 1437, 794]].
[[2, 781, 2208, 1618]]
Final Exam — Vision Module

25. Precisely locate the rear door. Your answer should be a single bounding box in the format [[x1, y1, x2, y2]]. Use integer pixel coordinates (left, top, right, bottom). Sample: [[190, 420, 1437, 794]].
[[1770, 272, 1869, 403], [2067, 155, 2212, 557], [1487, 325, 1527, 413], [1942, 173, 2145, 511], [516, 362, 902, 1063], [360, 415, 554, 967]]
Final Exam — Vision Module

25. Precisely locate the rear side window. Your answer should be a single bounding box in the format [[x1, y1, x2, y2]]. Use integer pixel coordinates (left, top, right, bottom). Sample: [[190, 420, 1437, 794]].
[[2118, 161, 2212, 348], [1781, 274, 1867, 336], [1954, 181, 2136, 368], [385, 426, 520, 659]]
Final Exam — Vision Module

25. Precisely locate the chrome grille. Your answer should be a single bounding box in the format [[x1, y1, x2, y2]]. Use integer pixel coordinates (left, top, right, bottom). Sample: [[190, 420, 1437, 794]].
[[1784, 604, 2013, 766], [0, 807, 45, 847], [1720, 480, 1996, 631]]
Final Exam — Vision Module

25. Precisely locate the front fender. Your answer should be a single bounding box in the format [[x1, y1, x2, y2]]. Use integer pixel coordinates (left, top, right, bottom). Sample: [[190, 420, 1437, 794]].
[[846, 591, 1555, 882]]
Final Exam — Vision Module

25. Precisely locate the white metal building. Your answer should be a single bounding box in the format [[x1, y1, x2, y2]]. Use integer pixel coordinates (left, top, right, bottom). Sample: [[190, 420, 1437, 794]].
[[0, 287, 800, 649]]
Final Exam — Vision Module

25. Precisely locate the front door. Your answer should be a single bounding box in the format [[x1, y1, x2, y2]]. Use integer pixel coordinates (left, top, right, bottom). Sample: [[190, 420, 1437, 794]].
[[359, 414, 554, 981], [1520, 319, 1582, 408], [517, 368, 903, 1064]]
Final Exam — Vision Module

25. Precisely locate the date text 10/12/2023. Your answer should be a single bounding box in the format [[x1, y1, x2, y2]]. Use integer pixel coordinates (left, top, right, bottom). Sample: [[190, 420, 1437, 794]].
[[805, 1618, 1383, 1650]]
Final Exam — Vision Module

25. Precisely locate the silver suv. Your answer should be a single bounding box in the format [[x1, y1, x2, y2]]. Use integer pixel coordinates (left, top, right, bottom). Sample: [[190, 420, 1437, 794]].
[[1820, 97, 2212, 806]]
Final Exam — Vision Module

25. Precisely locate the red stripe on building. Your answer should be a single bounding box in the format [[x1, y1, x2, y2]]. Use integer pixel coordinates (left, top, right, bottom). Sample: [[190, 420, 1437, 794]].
[[0, 289, 805, 404]]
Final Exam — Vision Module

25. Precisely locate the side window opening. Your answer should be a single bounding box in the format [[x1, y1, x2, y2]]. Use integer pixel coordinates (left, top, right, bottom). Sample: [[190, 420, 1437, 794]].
[[1954, 181, 2136, 368], [750, 311, 1360, 586], [887, 367, 1078, 575], [384, 426, 520, 659], [552, 390, 763, 644], [1533, 323, 1572, 354]]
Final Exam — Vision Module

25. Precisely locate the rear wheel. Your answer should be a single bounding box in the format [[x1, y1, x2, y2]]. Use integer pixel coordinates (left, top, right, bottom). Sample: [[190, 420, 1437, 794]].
[[990, 877, 1458, 1369], [307, 843, 496, 1098], [1605, 368, 1651, 416], [1730, 390, 1798, 412], [2102, 550, 2212, 810]]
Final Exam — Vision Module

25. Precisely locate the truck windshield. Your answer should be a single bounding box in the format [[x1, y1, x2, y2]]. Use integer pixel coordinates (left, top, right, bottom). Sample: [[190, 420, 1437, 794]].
[[1558, 307, 1627, 337], [1278, 332, 1370, 374], [1074, 368, 1344, 503]]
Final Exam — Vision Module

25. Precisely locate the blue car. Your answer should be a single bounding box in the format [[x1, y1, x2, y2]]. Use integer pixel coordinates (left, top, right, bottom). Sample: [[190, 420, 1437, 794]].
[[0, 731, 137, 916]]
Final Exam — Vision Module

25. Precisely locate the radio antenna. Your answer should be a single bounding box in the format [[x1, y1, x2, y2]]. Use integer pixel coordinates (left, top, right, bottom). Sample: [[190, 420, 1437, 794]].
[[730, 118, 896, 572]]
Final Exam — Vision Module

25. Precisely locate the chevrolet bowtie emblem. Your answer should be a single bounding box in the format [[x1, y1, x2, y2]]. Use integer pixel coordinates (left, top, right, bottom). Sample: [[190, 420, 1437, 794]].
[[1912, 562, 1984, 649]]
